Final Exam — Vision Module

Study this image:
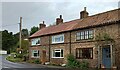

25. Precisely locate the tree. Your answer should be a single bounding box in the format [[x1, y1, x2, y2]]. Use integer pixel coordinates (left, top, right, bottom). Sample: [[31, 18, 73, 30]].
[[2, 30, 17, 53], [30, 26, 38, 35], [22, 29, 29, 39]]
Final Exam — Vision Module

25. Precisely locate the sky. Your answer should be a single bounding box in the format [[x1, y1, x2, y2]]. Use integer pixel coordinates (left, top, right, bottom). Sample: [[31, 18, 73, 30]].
[[0, 0, 119, 34]]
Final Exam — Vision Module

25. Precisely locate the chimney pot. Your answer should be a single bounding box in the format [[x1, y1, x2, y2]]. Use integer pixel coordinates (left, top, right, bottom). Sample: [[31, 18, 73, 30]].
[[60, 15, 62, 19], [39, 21, 46, 29], [43, 21, 45, 24], [80, 7, 89, 19], [84, 7, 86, 11], [56, 15, 63, 25]]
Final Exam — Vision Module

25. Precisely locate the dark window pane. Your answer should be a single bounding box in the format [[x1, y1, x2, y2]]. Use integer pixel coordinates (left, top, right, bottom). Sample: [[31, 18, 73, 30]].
[[76, 48, 93, 59], [55, 52, 60, 57], [61, 49, 63, 57]]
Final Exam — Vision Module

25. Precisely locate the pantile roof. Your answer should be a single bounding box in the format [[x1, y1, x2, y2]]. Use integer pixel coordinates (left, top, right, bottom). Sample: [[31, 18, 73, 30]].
[[30, 8, 120, 38]]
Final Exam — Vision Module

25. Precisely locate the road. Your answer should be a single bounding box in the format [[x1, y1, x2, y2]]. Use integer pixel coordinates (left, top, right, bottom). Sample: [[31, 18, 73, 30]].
[[1, 55, 65, 70]]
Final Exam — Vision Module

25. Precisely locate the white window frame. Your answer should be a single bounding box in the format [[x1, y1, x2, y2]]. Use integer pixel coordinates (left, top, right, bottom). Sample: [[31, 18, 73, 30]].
[[31, 38, 40, 46], [52, 49, 64, 58], [31, 50, 39, 58], [52, 34, 64, 44]]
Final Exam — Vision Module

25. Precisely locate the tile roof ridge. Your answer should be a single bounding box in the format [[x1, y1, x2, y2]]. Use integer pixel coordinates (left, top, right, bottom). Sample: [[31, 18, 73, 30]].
[[88, 8, 119, 18]]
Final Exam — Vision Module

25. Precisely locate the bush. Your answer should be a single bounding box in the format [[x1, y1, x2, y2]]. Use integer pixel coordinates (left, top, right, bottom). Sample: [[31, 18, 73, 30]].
[[6, 56, 22, 62], [27, 60, 34, 63], [66, 54, 89, 69], [33, 59, 41, 64], [66, 54, 81, 68], [16, 53, 23, 58], [80, 60, 89, 70]]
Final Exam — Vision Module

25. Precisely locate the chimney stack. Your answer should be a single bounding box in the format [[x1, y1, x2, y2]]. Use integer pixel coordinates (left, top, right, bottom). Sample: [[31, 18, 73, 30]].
[[56, 15, 63, 25], [39, 21, 46, 29], [80, 7, 89, 19]]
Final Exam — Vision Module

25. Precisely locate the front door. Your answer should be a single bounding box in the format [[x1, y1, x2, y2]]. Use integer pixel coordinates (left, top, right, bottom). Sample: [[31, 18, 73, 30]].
[[42, 50, 46, 64], [102, 46, 111, 68]]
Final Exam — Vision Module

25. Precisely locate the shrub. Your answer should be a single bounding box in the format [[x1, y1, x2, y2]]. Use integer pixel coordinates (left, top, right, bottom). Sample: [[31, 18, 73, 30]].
[[66, 54, 89, 69], [16, 53, 23, 58], [6, 56, 22, 62], [34, 59, 41, 64], [80, 60, 89, 70], [27, 60, 34, 63], [66, 54, 81, 68]]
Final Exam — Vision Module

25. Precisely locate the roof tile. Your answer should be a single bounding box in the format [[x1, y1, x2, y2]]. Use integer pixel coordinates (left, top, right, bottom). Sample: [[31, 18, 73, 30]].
[[30, 8, 120, 38]]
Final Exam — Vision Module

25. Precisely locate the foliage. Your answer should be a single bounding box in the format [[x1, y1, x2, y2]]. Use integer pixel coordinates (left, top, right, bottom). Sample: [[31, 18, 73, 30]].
[[66, 54, 89, 69], [67, 54, 80, 68], [6, 56, 22, 62], [16, 53, 23, 58], [22, 29, 29, 39], [30, 26, 39, 35], [33, 59, 41, 64], [27, 60, 34, 63], [21, 40, 29, 54], [95, 33, 113, 41], [2, 30, 17, 53], [2, 29, 29, 54], [80, 60, 89, 70]]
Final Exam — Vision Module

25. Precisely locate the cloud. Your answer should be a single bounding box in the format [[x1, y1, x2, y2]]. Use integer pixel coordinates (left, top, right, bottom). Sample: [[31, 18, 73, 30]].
[[1, 0, 120, 2], [1, 1, 118, 34]]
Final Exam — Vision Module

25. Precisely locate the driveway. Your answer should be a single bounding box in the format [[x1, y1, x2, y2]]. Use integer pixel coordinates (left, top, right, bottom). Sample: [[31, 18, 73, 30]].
[[1, 55, 65, 70]]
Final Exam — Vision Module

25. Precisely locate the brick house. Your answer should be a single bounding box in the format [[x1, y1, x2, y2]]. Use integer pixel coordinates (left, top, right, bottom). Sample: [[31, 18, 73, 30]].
[[29, 7, 120, 68]]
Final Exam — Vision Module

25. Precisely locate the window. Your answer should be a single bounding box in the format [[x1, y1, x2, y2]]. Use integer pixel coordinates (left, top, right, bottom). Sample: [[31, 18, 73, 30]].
[[76, 30, 94, 40], [52, 34, 64, 44], [76, 48, 93, 59], [31, 38, 40, 46], [31, 50, 39, 58], [52, 49, 63, 58]]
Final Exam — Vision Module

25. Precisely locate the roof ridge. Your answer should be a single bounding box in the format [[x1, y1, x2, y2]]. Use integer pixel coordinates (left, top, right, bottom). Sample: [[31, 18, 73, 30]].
[[30, 8, 119, 38], [88, 8, 119, 18]]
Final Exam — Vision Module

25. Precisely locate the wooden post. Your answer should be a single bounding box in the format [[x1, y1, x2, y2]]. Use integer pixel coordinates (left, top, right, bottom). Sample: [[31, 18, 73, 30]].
[[19, 17, 22, 53], [110, 44, 113, 68], [98, 46, 100, 68]]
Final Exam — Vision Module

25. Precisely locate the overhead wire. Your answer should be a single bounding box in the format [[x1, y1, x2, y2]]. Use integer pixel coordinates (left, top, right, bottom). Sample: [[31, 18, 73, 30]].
[[1, 23, 19, 27]]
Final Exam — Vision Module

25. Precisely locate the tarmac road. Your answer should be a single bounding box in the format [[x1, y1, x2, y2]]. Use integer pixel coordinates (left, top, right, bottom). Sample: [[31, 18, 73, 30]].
[[1, 55, 64, 70]]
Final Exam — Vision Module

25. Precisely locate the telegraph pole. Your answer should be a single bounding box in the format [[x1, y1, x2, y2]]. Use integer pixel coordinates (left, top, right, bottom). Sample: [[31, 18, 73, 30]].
[[19, 17, 22, 53]]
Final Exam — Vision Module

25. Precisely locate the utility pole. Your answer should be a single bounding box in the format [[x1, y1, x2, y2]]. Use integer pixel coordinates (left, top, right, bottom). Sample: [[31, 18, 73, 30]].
[[19, 17, 22, 53]]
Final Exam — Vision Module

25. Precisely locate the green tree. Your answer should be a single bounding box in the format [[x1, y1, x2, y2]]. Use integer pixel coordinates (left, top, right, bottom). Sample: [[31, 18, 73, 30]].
[[22, 29, 29, 39], [30, 26, 38, 35], [2, 30, 17, 53]]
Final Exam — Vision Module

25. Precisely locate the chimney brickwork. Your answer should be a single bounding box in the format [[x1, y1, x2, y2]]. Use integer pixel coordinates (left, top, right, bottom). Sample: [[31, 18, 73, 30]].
[[39, 21, 46, 29], [56, 15, 63, 25], [80, 7, 89, 19]]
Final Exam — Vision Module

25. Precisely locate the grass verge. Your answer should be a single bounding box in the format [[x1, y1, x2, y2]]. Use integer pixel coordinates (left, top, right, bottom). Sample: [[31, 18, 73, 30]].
[[6, 56, 22, 62]]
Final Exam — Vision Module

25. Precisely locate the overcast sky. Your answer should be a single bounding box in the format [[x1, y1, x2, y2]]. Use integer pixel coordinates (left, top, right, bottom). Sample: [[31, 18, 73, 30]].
[[1, 0, 119, 34]]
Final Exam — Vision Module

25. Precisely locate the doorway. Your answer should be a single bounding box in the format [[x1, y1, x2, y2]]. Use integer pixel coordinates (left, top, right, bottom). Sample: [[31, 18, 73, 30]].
[[42, 50, 46, 64], [102, 46, 111, 68]]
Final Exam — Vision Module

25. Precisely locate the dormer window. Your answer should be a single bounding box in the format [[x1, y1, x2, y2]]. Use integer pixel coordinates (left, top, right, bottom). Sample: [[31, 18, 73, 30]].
[[76, 30, 94, 40], [31, 38, 40, 46]]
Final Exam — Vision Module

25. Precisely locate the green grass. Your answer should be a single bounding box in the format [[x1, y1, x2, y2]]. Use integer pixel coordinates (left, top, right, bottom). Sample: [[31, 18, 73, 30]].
[[6, 56, 22, 62]]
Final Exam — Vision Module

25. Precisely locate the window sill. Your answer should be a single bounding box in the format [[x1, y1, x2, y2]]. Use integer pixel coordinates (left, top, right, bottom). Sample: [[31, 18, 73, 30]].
[[76, 58, 93, 59], [76, 39, 94, 42], [31, 56, 40, 58], [52, 42, 64, 44], [31, 44, 40, 46], [52, 57, 64, 58]]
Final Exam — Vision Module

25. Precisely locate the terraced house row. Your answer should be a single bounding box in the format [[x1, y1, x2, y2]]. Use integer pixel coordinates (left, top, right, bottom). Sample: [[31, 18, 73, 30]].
[[29, 7, 120, 68]]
